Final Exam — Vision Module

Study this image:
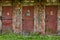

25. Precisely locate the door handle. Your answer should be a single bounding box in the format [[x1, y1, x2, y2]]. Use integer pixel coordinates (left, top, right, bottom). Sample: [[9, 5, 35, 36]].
[[45, 15, 47, 18], [45, 15, 48, 22], [0, 16, 5, 20], [0, 16, 2, 20], [22, 19, 24, 21], [45, 19, 48, 22]]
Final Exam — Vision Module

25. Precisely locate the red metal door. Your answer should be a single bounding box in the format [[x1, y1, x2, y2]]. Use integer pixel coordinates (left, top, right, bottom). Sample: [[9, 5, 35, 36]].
[[2, 6, 13, 33], [45, 6, 57, 34], [22, 6, 34, 32]]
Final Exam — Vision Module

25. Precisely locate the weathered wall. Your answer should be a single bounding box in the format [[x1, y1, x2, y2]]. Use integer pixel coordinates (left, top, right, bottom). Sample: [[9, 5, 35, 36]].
[[34, 4, 45, 34], [12, 3, 45, 34], [0, 3, 2, 33], [10, 0, 45, 34], [58, 6, 60, 33], [12, 3, 22, 33]]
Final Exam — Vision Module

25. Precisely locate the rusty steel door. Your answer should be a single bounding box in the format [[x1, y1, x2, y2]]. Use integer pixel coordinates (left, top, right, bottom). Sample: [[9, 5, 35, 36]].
[[45, 6, 57, 34], [2, 6, 13, 33], [22, 6, 34, 32]]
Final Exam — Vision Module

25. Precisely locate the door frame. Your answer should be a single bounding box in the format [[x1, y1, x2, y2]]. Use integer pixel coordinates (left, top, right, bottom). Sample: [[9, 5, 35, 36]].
[[22, 6, 34, 32], [45, 5, 58, 34], [2, 6, 13, 33]]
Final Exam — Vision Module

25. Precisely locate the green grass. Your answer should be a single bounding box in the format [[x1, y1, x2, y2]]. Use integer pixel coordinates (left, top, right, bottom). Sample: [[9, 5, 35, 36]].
[[0, 33, 60, 40]]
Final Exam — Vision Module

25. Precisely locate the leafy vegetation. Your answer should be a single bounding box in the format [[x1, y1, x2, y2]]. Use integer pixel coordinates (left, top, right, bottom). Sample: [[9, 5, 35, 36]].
[[0, 33, 60, 40]]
